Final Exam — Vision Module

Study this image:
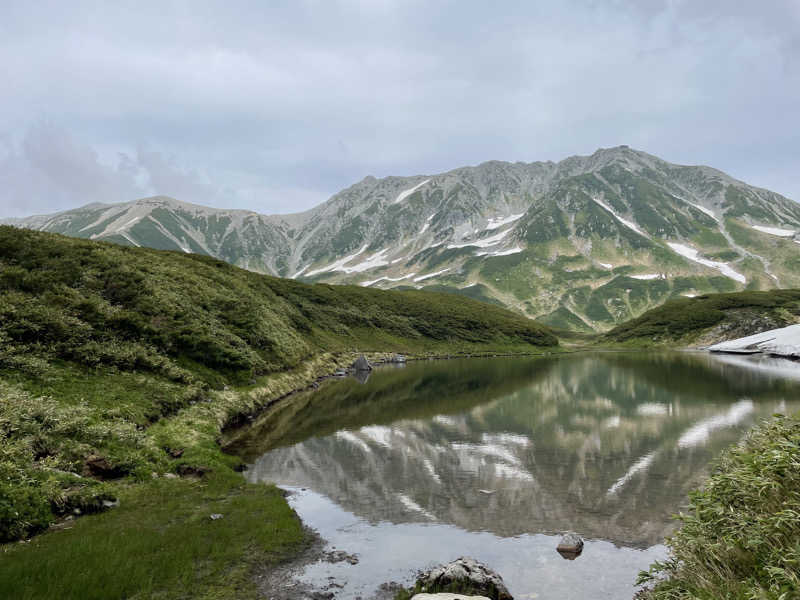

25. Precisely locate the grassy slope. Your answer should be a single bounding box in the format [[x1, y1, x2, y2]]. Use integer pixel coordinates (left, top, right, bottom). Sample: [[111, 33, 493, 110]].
[[602, 289, 800, 346], [0, 226, 556, 599], [637, 414, 800, 599]]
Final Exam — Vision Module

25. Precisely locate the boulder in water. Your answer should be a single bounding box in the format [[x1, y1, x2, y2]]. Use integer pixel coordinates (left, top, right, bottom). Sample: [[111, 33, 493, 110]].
[[414, 557, 512, 600], [556, 532, 584, 559], [351, 355, 372, 371]]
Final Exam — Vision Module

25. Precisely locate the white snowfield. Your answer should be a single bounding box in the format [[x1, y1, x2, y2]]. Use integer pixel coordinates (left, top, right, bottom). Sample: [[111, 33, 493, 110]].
[[667, 242, 746, 283], [394, 179, 430, 204], [629, 273, 661, 280], [752, 224, 796, 237], [707, 324, 800, 359]]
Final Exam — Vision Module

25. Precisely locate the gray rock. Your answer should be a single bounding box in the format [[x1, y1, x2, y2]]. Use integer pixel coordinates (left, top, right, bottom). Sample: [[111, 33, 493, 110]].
[[352, 355, 372, 371], [415, 557, 512, 600], [209, 513, 224, 520], [411, 594, 490, 600], [556, 532, 584, 559]]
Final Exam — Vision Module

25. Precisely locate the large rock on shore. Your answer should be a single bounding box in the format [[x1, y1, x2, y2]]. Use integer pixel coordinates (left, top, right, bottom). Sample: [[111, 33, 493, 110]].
[[414, 557, 512, 600]]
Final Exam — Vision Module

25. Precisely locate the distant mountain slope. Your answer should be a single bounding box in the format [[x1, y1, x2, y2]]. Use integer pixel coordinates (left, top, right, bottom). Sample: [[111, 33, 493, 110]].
[[6, 146, 800, 330]]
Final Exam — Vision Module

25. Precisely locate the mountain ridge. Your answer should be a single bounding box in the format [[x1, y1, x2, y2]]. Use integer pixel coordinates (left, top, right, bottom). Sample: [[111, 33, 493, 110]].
[[6, 146, 800, 330]]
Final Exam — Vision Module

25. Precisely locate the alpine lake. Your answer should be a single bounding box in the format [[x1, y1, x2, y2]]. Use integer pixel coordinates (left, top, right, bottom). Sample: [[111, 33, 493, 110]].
[[224, 351, 800, 600]]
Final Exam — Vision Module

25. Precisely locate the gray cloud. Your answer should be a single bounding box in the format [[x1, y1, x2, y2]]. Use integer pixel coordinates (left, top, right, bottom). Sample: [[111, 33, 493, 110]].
[[0, 0, 798, 218]]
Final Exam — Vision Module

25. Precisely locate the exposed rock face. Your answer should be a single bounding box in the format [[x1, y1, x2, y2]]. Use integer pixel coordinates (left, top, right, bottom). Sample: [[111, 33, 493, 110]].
[[8, 147, 800, 331], [415, 557, 513, 600]]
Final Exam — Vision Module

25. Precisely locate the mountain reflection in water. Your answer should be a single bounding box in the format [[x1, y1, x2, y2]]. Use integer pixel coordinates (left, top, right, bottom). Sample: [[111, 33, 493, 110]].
[[235, 352, 800, 549]]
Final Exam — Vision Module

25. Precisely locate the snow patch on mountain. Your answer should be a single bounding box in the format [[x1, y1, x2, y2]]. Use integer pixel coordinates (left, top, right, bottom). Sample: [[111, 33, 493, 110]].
[[592, 197, 648, 237], [413, 268, 450, 282], [667, 242, 746, 283], [393, 179, 430, 204], [485, 213, 525, 230], [447, 227, 513, 249], [360, 273, 417, 287], [306, 244, 369, 277], [629, 273, 662, 280], [752, 224, 796, 237], [678, 198, 718, 221], [338, 248, 391, 273], [475, 246, 523, 257], [292, 264, 310, 278]]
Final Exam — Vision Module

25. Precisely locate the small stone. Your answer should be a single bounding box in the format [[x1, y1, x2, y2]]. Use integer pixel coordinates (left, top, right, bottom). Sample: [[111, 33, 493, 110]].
[[164, 473, 179, 479], [102, 499, 119, 509], [209, 513, 224, 520], [73, 508, 81, 515], [556, 532, 584, 559]]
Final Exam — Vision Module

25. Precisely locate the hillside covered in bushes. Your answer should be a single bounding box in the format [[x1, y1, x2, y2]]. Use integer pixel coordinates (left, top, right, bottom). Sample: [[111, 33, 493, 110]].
[[604, 289, 800, 346], [0, 225, 556, 545]]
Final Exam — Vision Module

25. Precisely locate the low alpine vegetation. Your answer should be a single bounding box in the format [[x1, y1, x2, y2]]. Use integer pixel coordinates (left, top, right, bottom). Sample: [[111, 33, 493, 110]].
[[637, 414, 800, 599]]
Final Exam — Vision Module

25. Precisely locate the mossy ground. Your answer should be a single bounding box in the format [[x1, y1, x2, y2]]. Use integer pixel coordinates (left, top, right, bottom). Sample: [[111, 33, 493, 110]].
[[0, 473, 304, 600]]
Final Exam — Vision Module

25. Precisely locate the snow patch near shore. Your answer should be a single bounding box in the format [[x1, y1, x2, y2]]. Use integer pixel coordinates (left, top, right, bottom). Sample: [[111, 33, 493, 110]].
[[708, 323, 800, 358]]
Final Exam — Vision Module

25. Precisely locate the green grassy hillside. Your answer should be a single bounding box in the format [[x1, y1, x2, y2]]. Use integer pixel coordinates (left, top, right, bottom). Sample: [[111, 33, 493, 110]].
[[603, 289, 800, 346], [0, 226, 557, 598]]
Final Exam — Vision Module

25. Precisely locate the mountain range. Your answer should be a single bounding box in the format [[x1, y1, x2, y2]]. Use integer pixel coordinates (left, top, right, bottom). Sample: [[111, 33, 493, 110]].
[[7, 146, 800, 331]]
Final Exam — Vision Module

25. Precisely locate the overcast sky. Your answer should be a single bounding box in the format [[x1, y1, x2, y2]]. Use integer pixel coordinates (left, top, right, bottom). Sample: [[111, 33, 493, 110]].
[[1, 0, 798, 218]]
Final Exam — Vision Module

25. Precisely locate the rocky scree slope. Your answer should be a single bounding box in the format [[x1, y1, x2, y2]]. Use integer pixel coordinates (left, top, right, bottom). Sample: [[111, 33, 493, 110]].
[[7, 146, 800, 331]]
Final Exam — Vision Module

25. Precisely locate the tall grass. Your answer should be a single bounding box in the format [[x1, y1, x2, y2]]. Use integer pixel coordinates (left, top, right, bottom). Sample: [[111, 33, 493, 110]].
[[637, 414, 800, 599]]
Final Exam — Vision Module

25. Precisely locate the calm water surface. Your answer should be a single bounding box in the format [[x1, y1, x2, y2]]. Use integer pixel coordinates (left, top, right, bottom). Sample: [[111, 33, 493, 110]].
[[229, 352, 800, 600]]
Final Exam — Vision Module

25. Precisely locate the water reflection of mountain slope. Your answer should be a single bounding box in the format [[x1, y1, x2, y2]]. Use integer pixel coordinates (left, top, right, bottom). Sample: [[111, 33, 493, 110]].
[[243, 354, 800, 548]]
